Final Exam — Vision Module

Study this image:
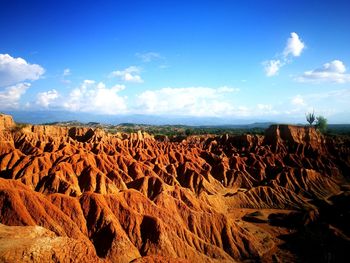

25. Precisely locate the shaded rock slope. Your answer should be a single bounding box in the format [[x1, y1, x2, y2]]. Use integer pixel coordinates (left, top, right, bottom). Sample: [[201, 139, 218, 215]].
[[0, 114, 349, 262]]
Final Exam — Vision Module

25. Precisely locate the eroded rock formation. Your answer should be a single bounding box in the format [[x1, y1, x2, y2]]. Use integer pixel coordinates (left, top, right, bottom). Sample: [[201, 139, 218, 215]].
[[0, 114, 349, 262]]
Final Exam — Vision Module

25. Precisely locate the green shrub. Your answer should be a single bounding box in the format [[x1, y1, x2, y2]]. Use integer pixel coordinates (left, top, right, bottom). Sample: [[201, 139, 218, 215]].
[[316, 116, 328, 133]]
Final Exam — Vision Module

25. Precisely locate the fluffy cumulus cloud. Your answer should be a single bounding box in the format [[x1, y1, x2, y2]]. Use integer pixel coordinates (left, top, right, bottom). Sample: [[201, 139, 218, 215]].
[[136, 52, 162, 62], [110, 66, 143, 83], [136, 86, 239, 116], [297, 60, 350, 83], [0, 54, 44, 109], [283, 32, 305, 57], [36, 89, 59, 108], [0, 54, 45, 87], [264, 32, 305, 76], [62, 80, 127, 114], [0, 83, 30, 109]]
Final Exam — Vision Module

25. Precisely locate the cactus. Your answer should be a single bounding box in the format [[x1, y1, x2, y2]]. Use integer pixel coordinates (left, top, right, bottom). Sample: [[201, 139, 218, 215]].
[[306, 110, 316, 126]]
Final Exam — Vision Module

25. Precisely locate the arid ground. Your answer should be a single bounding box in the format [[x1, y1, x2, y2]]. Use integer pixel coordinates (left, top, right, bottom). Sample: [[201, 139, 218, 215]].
[[0, 113, 349, 262]]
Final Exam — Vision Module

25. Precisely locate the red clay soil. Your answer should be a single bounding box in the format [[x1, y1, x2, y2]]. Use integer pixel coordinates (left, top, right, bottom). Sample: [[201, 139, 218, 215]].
[[0, 113, 349, 262]]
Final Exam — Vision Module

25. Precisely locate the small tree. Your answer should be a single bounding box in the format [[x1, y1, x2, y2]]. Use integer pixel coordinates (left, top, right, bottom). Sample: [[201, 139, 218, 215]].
[[306, 111, 316, 126], [316, 115, 328, 133]]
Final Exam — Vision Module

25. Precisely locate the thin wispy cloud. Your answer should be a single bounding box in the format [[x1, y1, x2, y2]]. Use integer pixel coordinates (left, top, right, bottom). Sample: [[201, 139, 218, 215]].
[[291, 94, 306, 106], [263, 60, 282, 77], [110, 66, 143, 83], [136, 52, 163, 62], [286, 89, 350, 120], [303, 88, 350, 102], [61, 68, 71, 84], [257, 104, 273, 111], [62, 68, 71, 76]]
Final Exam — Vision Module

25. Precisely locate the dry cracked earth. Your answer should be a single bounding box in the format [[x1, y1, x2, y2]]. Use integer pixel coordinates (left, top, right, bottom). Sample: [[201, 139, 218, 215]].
[[0, 113, 349, 262]]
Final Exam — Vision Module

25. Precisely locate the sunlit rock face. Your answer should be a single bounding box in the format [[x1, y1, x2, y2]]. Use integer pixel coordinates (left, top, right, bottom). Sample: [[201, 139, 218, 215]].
[[0, 114, 349, 262]]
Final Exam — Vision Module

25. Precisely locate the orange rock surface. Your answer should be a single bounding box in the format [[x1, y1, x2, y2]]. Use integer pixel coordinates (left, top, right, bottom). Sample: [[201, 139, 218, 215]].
[[0, 113, 349, 262]]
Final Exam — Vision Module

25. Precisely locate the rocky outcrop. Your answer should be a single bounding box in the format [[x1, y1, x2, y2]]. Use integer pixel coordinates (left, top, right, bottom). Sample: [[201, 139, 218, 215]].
[[0, 117, 349, 262], [0, 223, 102, 263], [264, 124, 327, 154], [0, 114, 15, 131]]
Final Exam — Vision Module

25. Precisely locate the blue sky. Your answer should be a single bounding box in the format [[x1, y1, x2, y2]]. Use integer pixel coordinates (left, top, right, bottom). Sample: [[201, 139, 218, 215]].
[[0, 0, 350, 123]]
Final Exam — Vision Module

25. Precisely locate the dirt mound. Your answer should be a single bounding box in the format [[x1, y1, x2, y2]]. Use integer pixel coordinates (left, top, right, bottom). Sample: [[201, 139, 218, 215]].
[[0, 118, 349, 262]]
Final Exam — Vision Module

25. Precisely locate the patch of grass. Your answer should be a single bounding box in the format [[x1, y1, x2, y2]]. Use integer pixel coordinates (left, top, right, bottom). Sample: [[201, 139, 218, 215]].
[[11, 122, 29, 133]]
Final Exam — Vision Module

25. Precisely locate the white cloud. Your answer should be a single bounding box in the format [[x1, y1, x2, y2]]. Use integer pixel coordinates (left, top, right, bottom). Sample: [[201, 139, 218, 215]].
[[61, 68, 71, 84], [324, 60, 346, 73], [63, 68, 71, 76], [283, 32, 305, 57], [0, 82, 30, 109], [136, 52, 162, 62], [36, 89, 59, 108], [263, 59, 283, 77], [62, 80, 127, 114], [282, 89, 350, 121], [297, 60, 350, 83], [263, 32, 305, 77], [291, 94, 306, 106], [110, 66, 143, 83], [0, 54, 45, 87], [136, 86, 238, 116]]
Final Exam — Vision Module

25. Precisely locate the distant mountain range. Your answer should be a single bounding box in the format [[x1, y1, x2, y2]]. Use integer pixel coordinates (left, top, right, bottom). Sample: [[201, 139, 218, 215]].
[[2, 110, 276, 126]]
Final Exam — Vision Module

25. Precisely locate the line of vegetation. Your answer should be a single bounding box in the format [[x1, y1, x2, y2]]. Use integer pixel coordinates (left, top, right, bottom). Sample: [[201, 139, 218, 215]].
[[306, 111, 329, 134], [40, 118, 350, 137], [106, 125, 266, 137]]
